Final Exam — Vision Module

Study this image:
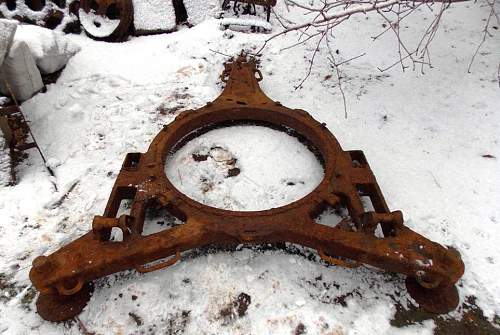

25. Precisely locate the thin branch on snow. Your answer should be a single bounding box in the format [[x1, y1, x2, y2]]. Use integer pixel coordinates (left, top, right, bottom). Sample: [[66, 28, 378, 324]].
[[468, 0, 499, 72], [209, 49, 232, 57], [497, 62, 500, 87], [248, 0, 484, 118], [325, 33, 350, 118]]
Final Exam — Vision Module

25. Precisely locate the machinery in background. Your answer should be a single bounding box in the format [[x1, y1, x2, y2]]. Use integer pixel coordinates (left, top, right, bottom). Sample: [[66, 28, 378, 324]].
[[0, 0, 269, 42]]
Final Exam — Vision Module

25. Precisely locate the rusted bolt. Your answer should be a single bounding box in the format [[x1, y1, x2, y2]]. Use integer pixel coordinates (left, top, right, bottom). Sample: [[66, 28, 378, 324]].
[[415, 270, 442, 289]]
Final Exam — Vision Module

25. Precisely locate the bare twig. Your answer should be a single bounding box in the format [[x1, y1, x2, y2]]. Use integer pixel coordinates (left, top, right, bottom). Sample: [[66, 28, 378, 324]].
[[325, 34, 366, 118], [468, 0, 498, 72], [256, 0, 467, 80], [251, 0, 494, 116], [76, 316, 96, 335], [209, 49, 232, 57], [497, 62, 500, 87]]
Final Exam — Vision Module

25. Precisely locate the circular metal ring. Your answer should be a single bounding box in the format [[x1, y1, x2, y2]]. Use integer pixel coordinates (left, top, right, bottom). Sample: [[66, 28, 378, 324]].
[[415, 270, 442, 289], [79, 0, 133, 42], [56, 278, 84, 296], [147, 106, 342, 221]]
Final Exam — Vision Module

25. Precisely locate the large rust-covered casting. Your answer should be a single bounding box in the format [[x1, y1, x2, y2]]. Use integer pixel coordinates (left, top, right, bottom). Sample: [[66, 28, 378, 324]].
[[30, 55, 464, 322]]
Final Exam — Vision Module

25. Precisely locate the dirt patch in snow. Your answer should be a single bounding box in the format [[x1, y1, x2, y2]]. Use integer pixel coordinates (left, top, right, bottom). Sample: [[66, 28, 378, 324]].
[[392, 297, 500, 335], [218, 292, 252, 324]]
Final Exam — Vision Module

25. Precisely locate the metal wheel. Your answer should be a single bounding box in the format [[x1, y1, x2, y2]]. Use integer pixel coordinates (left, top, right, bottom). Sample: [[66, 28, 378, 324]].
[[79, 0, 133, 42]]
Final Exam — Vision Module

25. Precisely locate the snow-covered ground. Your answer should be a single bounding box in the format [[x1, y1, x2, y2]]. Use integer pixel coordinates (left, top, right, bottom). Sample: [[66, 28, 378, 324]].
[[165, 125, 325, 211], [0, 0, 499, 334]]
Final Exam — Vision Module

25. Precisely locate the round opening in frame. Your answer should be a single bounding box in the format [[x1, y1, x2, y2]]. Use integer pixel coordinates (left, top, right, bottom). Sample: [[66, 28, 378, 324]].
[[165, 123, 325, 211]]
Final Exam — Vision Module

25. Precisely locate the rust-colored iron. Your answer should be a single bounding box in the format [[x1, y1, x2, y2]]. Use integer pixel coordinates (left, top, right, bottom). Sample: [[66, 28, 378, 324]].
[[30, 55, 464, 322], [79, 0, 133, 41]]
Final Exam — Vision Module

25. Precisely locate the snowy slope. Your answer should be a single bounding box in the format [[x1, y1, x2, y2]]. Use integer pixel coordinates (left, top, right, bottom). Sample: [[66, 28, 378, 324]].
[[0, 1, 499, 334]]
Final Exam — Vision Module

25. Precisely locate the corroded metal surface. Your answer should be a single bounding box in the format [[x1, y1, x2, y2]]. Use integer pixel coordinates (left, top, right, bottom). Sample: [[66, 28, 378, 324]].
[[30, 55, 465, 321], [79, 0, 133, 41]]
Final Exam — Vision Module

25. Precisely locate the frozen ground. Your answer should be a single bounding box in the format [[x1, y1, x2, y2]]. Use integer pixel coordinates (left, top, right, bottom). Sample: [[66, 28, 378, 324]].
[[0, 0, 499, 334]]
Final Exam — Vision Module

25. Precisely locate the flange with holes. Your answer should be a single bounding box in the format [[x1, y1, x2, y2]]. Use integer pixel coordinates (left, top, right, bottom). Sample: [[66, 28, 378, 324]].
[[78, 0, 133, 41], [29, 54, 465, 321]]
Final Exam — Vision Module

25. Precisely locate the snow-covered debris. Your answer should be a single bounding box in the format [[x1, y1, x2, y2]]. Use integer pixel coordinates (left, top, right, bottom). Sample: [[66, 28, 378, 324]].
[[220, 16, 272, 32], [13, 25, 81, 74]]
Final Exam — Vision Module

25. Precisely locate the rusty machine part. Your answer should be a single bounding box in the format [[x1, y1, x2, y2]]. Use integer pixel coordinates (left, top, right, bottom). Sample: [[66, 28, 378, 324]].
[[0, 0, 81, 33], [1, 104, 57, 185], [222, 0, 277, 21], [78, 0, 133, 41], [30, 55, 464, 321], [0, 106, 37, 152]]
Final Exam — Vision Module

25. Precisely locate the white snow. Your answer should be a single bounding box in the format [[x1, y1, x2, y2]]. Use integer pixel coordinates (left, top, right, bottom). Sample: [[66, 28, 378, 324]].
[[0, 18, 18, 64], [184, 0, 221, 25], [13, 24, 81, 74], [0, 136, 10, 186], [78, 9, 120, 38], [13, 25, 81, 60], [220, 16, 273, 32], [0, 0, 499, 334], [165, 125, 324, 211], [132, 0, 176, 32]]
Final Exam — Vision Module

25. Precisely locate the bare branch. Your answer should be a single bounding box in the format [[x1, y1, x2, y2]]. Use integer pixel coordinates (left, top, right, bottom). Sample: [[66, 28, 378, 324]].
[[468, 0, 498, 72], [252, 0, 494, 117]]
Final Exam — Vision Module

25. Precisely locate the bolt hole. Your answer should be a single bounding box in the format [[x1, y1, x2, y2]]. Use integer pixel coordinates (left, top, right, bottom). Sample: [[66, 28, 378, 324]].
[[25, 0, 46, 11], [348, 150, 368, 168], [6, 0, 16, 10], [142, 202, 186, 236], [124, 153, 141, 169], [110, 227, 123, 242], [313, 201, 352, 229], [106, 3, 120, 20]]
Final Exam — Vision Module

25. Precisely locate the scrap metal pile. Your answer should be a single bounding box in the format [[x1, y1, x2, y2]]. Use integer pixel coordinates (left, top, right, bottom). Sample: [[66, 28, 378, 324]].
[[0, 0, 277, 41], [222, 0, 276, 21], [0, 0, 81, 33], [29, 55, 465, 322]]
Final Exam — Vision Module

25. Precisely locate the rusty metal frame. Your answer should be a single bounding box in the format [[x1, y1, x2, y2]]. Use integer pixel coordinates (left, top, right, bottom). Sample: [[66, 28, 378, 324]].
[[30, 55, 464, 322]]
